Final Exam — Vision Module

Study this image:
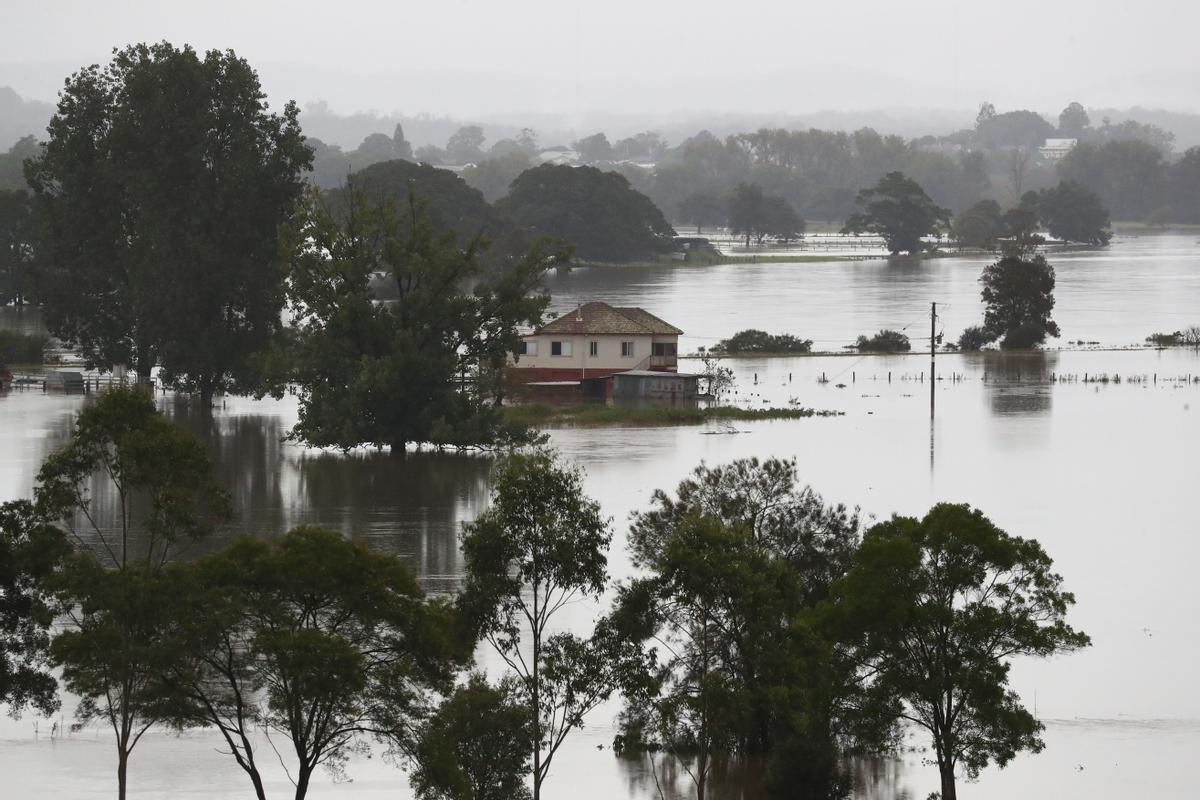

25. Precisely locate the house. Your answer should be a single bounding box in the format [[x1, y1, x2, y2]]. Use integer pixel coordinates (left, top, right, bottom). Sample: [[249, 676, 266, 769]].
[[512, 301, 682, 383], [1039, 138, 1077, 162]]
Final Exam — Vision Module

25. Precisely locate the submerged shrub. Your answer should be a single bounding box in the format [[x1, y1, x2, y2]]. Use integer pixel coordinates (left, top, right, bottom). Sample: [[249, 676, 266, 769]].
[[854, 329, 910, 353], [713, 329, 814, 354], [958, 326, 995, 351]]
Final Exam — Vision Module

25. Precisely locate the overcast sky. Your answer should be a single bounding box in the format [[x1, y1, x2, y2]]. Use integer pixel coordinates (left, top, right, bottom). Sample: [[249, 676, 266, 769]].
[[3, 0, 1199, 116]]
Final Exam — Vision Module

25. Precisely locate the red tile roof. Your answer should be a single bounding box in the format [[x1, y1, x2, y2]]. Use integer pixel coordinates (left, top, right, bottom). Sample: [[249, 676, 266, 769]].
[[536, 302, 682, 336]]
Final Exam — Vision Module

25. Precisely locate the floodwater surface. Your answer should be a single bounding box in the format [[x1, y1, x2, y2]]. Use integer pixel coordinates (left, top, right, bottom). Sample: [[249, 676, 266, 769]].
[[2, 234, 1199, 799]]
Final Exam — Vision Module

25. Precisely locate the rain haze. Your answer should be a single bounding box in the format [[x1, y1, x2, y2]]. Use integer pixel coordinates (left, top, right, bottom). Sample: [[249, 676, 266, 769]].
[[3, 2, 1200, 800], [3, 0, 1200, 136]]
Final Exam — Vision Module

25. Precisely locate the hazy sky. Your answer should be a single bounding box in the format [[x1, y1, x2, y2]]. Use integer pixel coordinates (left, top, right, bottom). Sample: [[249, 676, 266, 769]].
[[3, 0, 1199, 116]]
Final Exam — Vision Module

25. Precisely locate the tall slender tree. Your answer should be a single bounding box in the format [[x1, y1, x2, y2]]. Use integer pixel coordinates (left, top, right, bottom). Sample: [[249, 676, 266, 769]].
[[461, 449, 635, 800]]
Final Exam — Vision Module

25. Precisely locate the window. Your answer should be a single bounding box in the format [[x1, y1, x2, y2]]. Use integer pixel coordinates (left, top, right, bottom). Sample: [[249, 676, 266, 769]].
[[621, 341, 635, 357], [518, 340, 538, 356], [551, 341, 572, 357], [589, 341, 598, 357], [652, 342, 677, 356]]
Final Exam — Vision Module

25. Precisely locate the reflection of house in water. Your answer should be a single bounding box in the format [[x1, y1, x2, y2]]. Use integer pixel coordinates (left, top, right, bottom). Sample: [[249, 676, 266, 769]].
[[511, 301, 699, 401]]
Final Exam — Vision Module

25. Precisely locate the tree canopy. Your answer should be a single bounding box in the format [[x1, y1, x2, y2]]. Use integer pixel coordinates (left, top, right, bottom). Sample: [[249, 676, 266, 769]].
[[1037, 181, 1112, 245], [980, 254, 1060, 348], [953, 199, 1006, 250], [275, 187, 563, 455], [843, 172, 951, 255], [26, 42, 311, 401], [164, 527, 463, 800], [461, 449, 634, 800], [727, 183, 806, 245], [830, 504, 1089, 800], [496, 164, 676, 263], [0, 500, 70, 717]]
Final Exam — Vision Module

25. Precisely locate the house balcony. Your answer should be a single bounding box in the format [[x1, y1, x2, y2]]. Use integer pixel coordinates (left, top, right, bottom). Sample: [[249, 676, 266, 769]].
[[648, 355, 678, 371]]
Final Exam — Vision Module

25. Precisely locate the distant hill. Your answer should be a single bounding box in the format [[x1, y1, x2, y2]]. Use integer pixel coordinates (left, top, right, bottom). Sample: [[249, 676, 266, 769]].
[[0, 87, 51, 149]]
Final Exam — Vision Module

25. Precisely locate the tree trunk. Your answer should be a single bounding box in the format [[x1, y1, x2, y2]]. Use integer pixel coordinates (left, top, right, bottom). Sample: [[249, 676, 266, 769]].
[[390, 439, 407, 459], [249, 768, 267, 800], [117, 748, 129, 800], [938, 760, 957, 800], [295, 765, 312, 800], [199, 378, 215, 409]]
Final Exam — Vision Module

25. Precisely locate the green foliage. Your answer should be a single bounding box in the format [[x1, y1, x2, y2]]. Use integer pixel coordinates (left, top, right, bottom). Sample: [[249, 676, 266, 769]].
[[830, 504, 1090, 799], [278, 186, 562, 455], [572, 132, 614, 164], [164, 527, 462, 800], [676, 192, 726, 233], [957, 325, 994, 351], [25, 42, 311, 399], [462, 449, 633, 799], [0, 329, 48, 363], [1058, 102, 1090, 138], [843, 172, 951, 255], [1058, 139, 1164, 221], [0, 188, 35, 305], [1037, 181, 1112, 245], [0, 500, 70, 717], [411, 674, 533, 800], [854, 330, 911, 352], [712, 329, 813, 354], [0, 135, 41, 192], [498, 403, 832, 429], [980, 255, 1060, 348], [462, 150, 534, 202], [50, 558, 190, 798], [36, 386, 230, 568], [496, 164, 676, 263], [727, 183, 806, 245], [953, 199, 1005, 249], [35, 386, 230, 799], [617, 459, 867, 797], [1170, 148, 1200, 224], [1146, 331, 1182, 347], [446, 125, 486, 165], [973, 109, 1055, 149]]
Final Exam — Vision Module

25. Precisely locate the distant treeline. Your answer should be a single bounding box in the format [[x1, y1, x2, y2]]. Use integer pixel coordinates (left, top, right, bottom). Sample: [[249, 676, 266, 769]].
[[288, 100, 1200, 230]]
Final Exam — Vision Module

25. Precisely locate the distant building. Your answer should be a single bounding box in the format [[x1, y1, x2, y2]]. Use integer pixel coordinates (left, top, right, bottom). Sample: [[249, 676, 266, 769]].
[[611, 370, 699, 401], [1039, 138, 1077, 162], [536, 147, 580, 166], [511, 301, 682, 383]]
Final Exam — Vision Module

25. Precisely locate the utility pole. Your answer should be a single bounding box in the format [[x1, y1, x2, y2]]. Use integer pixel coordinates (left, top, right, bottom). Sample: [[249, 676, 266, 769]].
[[930, 302, 937, 420]]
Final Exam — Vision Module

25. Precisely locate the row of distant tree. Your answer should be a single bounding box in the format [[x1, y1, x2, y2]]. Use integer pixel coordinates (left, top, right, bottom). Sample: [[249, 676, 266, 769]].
[[2, 389, 1089, 800]]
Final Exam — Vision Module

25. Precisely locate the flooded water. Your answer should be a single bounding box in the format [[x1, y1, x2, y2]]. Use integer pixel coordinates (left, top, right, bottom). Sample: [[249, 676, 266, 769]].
[[2, 234, 1199, 798]]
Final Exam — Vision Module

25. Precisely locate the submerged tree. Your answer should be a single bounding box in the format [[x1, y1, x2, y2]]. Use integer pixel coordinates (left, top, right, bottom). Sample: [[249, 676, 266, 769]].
[[980, 254, 1060, 348], [616, 459, 867, 798], [1037, 181, 1112, 246], [843, 172, 951, 255], [410, 673, 533, 800], [26, 42, 311, 400], [831, 504, 1090, 800], [276, 186, 565, 455]]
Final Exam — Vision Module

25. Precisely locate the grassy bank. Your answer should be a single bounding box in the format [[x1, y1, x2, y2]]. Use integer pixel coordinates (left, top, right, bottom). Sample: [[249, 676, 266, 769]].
[[502, 403, 840, 428]]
